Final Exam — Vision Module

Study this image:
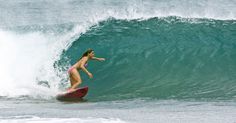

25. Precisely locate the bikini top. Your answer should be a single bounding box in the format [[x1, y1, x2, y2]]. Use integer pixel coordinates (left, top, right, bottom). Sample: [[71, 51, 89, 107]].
[[84, 62, 88, 67]]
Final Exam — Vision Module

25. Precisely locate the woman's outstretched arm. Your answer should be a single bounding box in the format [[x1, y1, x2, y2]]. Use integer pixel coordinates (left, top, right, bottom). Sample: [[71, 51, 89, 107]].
[[91, 57, 105, 61]]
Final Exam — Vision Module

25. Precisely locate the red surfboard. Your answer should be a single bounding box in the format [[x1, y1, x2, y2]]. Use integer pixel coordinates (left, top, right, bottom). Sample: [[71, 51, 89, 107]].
[[56, 86, 88, 101]]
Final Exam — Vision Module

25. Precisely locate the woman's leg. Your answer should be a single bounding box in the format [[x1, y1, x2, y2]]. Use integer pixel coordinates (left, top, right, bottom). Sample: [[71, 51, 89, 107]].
[[68, 69, 82, 91]]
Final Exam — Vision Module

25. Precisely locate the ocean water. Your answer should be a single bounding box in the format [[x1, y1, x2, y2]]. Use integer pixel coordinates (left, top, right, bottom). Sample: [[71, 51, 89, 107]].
[[1, 0, 236, 122]]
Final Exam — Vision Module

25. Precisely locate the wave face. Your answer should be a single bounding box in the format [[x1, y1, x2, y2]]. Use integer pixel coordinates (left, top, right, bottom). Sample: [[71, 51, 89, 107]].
[[60, 17, 236, 101]]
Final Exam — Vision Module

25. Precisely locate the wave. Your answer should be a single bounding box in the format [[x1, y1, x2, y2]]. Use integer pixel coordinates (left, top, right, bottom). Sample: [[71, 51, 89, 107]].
[[1, 0, 236, 101], [59, 17, 236, 101], [1, 16, 235, 101]]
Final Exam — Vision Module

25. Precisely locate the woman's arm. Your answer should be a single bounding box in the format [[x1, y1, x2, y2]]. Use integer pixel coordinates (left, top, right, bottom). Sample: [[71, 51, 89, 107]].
[[80, 57, 93, 78], [91, 57, 105, 61]]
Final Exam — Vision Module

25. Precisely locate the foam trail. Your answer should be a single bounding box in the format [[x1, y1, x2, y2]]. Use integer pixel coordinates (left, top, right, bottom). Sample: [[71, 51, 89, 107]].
[[0, 117, 127, 123]]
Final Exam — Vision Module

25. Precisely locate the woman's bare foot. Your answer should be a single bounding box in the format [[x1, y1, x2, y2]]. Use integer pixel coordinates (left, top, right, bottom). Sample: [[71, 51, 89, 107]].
[[67, 88, 76, 93]]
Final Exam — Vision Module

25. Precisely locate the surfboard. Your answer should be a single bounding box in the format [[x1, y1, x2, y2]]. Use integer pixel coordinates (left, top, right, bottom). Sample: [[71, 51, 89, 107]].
[[56, 86, 88, 101]]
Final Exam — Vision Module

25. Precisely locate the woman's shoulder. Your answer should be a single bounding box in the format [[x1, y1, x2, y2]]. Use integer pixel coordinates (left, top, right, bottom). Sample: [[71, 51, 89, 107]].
[[80, 56, 89, 61]]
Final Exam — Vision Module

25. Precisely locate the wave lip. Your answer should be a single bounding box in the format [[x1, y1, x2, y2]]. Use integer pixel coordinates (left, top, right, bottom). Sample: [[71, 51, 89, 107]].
[[0, 0, 236, 27]]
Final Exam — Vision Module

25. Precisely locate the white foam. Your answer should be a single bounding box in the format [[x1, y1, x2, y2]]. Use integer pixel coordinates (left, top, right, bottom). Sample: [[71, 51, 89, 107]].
[[0, 117, 127, 123], [0, 25, 89, 98]]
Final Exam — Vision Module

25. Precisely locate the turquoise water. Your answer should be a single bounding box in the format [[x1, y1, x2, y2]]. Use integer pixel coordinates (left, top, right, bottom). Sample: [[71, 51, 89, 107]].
[[59, 17, 236, 101], [1, 0, 236, 122]]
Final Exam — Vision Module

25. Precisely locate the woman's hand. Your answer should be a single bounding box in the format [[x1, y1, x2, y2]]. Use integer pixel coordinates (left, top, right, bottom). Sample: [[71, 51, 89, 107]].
[[98, 58, 105, 61], [88, 72, 93, 79]]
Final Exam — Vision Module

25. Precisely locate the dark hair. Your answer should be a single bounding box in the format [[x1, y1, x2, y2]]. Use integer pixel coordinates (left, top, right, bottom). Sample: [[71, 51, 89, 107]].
[[80, 48, 94, 59]]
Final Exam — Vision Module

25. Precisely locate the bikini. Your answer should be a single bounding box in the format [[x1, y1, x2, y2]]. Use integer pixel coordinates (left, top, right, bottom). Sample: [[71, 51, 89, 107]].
[[68, 67, 75, 73]]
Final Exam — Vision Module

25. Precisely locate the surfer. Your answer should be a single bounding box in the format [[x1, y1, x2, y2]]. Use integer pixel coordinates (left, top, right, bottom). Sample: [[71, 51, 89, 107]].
[[67, 48, 105, 92]]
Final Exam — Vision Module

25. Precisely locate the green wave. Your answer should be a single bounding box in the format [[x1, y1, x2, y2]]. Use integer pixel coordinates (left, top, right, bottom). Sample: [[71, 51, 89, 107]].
[[59, 17, 236, 101]]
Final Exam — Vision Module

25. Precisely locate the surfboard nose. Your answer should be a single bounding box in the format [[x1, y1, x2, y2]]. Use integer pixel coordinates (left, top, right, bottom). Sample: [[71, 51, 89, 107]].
[[83, 86, 89, 92]]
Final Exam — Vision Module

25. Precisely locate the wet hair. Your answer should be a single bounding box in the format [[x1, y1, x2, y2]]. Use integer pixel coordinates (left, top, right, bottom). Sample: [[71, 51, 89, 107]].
[[80, 48, 94, 59]]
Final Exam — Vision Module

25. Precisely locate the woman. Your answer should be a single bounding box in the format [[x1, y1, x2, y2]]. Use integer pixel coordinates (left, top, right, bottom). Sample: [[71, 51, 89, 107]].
[[67, 49, 105, 92]]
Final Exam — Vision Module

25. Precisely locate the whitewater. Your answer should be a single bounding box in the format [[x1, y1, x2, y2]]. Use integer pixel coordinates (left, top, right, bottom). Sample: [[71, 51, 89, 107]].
[[0, 0, 236, 123]]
